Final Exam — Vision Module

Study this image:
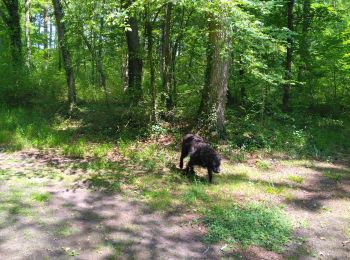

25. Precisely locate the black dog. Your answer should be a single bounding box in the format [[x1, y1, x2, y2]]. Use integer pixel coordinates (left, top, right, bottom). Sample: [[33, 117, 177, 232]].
[[179, 134, 221, 183]]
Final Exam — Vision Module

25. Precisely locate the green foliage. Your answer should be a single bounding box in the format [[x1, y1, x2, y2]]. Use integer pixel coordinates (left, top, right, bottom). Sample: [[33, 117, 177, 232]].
[[204, 204, 292, 251]]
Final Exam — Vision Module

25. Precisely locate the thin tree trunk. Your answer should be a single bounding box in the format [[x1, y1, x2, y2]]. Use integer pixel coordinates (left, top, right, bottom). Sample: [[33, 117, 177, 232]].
[[24, 0, 31, 70], [161, 3, 173, 110], [43, 5, 48, 50], [199, 13, 231, 138], [52, 0, 77, 108], [282, 0, 295, 112], [145, 4, 157, 123], [81, 32, 109, 105], [122, 0, 143, 100], [170, 6, 186, 109], [298, 0, 311, 82], [49, 7, 53, 49], [238, 55, 245, 105]]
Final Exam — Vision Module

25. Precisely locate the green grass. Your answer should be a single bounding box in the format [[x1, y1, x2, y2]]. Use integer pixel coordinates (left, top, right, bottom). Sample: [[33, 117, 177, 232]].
[[143, 189, 172, 211], [204, 204, 292, 252], [183, 185, 210, 204], [31, 192, 52, 202], [0, 106, 116, 159], [255, 160, 270, 171], [323, 171, 344, 182], [288, 175, 305, 184]]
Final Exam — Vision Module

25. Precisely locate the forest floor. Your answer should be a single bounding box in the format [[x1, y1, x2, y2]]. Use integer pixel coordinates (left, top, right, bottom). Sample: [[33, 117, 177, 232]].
[[0, 147, 350, 259]]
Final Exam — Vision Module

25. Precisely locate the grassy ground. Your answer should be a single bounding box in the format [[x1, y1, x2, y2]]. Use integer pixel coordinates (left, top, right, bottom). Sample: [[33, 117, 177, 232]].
[[1, 105, 350, 258]]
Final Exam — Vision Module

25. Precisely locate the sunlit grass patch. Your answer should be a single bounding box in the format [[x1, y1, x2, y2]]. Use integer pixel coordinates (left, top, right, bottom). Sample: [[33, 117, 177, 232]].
[[31, 192, 52, 203], [183, 185, 210, 204], [255, 160, 270, 171], [53, 223, 78, 237], [323, 171, 344, 182], [204, 204, 292, 252], [143, 188, 172, 211], [280, 159, 314, 168], [288, 175, 305, 184], [264, 184, 285, 195]]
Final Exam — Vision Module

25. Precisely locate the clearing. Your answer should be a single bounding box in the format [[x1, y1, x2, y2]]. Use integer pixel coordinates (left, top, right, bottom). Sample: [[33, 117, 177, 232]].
[[0, 147, 349, 259]]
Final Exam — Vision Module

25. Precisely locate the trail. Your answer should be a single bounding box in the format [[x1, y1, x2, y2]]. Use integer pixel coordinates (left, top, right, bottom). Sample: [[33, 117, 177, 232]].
[[0, 150, 349, 259]]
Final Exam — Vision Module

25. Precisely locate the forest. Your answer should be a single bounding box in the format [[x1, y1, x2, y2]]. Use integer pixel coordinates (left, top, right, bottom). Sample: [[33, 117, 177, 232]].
[[0, 0, 350, 259]]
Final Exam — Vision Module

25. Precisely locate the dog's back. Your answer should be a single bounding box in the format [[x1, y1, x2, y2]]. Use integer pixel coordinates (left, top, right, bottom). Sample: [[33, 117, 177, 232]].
[[180, 134, 204, 169]]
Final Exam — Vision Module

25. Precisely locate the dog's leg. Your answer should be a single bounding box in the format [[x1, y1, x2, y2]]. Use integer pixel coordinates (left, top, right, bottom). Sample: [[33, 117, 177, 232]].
[[179, 145, 189, 169], [208, 168, 213, 183], [186, 158, 195, 175]]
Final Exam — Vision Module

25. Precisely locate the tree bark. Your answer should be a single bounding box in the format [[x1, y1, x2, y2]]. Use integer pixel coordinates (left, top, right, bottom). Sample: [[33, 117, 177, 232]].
[[298, 0, 311, 101], [145, 4, 157, 123], [1, 0, 22, 67], [52, 0, 77, 108], [81, 32, 108, 104], [161, 3, 173, 111], [282, 0, 295, 112], [199, 14, 231, 138], [43, 5, 48, 50], [24, 0, 31, 70], [122, 0, 143, 100]]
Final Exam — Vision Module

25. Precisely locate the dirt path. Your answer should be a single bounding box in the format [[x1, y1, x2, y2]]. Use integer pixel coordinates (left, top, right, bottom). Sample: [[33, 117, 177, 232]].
[[0, 151, 218, 259], [1, 150, 350, 259]]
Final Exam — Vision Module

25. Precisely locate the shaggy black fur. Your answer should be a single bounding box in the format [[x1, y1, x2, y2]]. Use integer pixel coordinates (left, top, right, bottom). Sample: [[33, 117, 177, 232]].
[[179, 134, 221, 183]]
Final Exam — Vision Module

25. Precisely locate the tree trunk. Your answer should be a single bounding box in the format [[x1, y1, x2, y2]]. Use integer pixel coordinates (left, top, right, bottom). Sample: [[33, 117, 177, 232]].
[[49, 7, 53, 49], [161, 3, 173, 111], [81, 32, 109, 105], [52, 0, 77, 108], [170, 6, 186, 109], [298, 0, 312, 101], [282, 0, 295, 112], [24, 0, 31, 70], [145, 4, 157, 123], [122, 0, 143, 100], [238, 55, 246, 105], [199, 14, 231, 138], [1, 0, 23, 67]]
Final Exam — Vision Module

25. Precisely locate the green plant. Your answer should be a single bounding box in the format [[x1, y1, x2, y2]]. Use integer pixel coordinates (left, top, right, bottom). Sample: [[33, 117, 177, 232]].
[[256, 160, 270, 171], [288, 175, 305, 184], [31, 192, 52, 203]]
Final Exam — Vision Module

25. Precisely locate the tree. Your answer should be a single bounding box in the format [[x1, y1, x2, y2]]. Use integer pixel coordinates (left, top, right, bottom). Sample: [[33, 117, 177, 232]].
[[0, 0, 22, 67], [52, 0, 77, 108], [282, 0, 295, 112], [24, 0, 31, 69], [200, 7, 231, 138], [122, 0, 143, 100]]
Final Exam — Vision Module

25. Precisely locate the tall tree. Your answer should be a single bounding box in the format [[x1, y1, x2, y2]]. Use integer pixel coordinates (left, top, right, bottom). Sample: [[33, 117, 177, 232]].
[[52, 0, 77, 108], [161, 2, 173, 110], [282, 0, 295, 112], [0, 0, 22, 67], [298, 0, 311, 95], [122, 0, 143, 100], [24, 0, 31, 69], [199, 10, 231, 137], [145, 2, 157, 123]]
